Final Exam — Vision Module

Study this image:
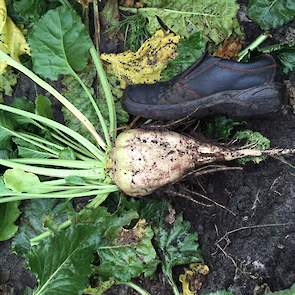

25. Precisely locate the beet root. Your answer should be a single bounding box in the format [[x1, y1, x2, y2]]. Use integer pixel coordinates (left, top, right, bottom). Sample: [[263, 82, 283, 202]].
[[110, 129, 295, 196]]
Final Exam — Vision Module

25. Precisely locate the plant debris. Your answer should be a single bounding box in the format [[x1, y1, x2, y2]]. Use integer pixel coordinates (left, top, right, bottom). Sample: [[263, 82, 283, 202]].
[[0, 0, 30, 73], [101, 29, 180, 88]]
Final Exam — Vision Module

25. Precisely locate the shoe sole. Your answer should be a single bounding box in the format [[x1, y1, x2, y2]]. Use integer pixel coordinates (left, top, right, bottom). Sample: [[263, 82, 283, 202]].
[[123, 83, 282, 121]]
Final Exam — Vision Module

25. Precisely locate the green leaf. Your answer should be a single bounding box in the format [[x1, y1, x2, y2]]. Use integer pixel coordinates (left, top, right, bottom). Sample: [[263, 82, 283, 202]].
[[13, 199, 74, 255], [35, 95, 53, 119], [161, 32, 206, 80], [3, 168, 41, 193], [0, 68, 18, 101], [233, 130, 271, 164], [61, 65, 98, 141], [84, 279, 115, 295], [27, 224, 95, 295], [158, 214, 202, 270], [79, 206, 158, 283], [58, 147, 76, 160], [247, 0, 295, 30], [98, 220, 159, 282], [9, 97, 35, 127], [17, 146, 53, 159], [29, 5, 92, 80], [267, 284, 295, 294], [13, 0, 61, 24], [0, 178, 21, 241], [62, 65, 128, 141], [118, 14, 150, 51], [259, 42, 295, 74], [138, 199, 202, 294], [0, 202, 21, 241], [13, 136, 56, 159], [205, 116, 244, 141], [0, 111, 14, 149], [138, 0, 242, 43]]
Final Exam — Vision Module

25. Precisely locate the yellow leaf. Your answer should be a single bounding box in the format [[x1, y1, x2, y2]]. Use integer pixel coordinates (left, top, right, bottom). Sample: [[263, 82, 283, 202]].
[[179, 263, 209, 295], [0, 0, 30, 73], [101, 29, 180, 88]]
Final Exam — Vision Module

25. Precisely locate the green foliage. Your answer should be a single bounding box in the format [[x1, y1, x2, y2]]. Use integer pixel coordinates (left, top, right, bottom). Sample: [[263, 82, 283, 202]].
[[27, 223, 95, 295], [4, 168, 41, 193], [0, 68, 18, 101], [0, 96, 60, 159], [234, 130, 271, 164], [13, 199, 74, 255], [161, 32, 206, 80], [247, 0, 295, 30], [62, 66, 128, 141], [13, 0, 61, 24], [61, 65, 98, 141], [268, 284, 295, 294], [120, 14, 150, 51], [84, 279, 115, 295], [137, 0, 242, 43], [29, 5, 92, 80], [205, 116, 244, 141], [79, 206, 158, 283], [98, 222, 159, 282], [0, 178, 20, 241], [0, 202, 20, 241], [259, 42, 295, 74], [157, 214, 202, 273], [35, 95, 53, 119], [139, 199, 202, 295], [16, 204, 158, 294]]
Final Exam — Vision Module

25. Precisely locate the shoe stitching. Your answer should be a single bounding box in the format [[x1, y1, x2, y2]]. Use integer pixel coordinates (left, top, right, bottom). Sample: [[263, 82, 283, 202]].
[[217, 64, 276, 73]]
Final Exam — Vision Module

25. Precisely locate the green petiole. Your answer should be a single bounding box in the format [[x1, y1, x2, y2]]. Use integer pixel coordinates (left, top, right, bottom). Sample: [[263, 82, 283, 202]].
[[0, 50, 106, 149], [19, 132, 65, 150], [0, 159, 104, 179], [238, 33, 270, 61], [90, 47, 117, 143], [1, 127, 59, 156], [70, 68, 112, 148], [0, 187, 118, 203], [0, 104, 104, 160], [10, 158, 103, 169], [50, 130, 95, 159]]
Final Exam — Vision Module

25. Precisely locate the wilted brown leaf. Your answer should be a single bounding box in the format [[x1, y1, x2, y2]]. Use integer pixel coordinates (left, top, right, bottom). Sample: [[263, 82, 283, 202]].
[[118, 219, 147, 244], [0, 0, 30, 73], [119, 0, 143, 8], [213, 37, 244, 60], [179, 263, 209, 295]]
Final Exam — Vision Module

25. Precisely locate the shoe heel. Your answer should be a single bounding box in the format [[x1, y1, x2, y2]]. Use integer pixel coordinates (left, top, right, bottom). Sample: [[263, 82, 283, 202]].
[[224, 83, 282, 117]]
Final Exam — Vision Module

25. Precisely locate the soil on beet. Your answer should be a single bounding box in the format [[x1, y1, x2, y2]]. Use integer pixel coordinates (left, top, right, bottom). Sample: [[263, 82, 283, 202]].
[[1, 2, 295, 295], [1, 111, 295, 295]]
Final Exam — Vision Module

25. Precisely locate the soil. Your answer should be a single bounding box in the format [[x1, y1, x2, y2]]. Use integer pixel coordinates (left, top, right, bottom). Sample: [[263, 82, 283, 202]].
[[1, 1, 295, 295]]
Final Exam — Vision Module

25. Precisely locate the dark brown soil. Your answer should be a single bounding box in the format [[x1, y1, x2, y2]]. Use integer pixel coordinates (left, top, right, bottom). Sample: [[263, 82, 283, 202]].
[[1, 1, 295, 294]]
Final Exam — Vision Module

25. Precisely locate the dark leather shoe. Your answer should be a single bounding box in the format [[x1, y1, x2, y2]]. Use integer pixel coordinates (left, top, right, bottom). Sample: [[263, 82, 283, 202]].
[[123, 54, 282, 121]]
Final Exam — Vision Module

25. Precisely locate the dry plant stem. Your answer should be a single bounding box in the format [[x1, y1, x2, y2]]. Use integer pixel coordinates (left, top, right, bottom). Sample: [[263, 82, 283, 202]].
[[168, 190, 212, 208], [183, 188, 237, 216], [146, 108, 199, 129], [0, 50, 106, 149], [183, 165, 243, 179], [215, 223, 293, 245], [93, 0, 100, 51]]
